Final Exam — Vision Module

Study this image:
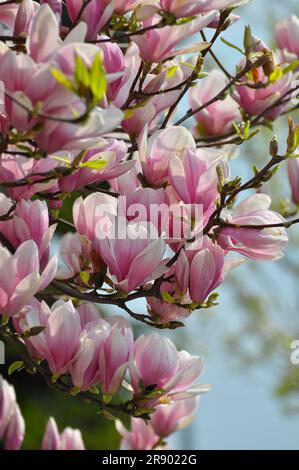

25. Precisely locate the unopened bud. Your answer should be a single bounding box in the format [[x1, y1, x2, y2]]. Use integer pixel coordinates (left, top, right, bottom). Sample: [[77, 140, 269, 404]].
[[243, 25, 253, 55], [262, 51, 276, 77], [287, 116, 296, 153], [269, 136, 279, 157]]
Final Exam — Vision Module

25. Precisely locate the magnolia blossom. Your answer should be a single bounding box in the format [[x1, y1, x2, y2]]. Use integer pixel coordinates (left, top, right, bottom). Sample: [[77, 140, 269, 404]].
[[73, 192, 117, 242], [151, 397, 199, 437], [139, 126, 196, 186], [95, 219, 167, 292], [161, 0, 248, 17], [0, 240, 57, 317], [0, 199, 56, 269], [132, 12, 216, 62], [119, 51, 194, 135], [235, 56, 295, 120], [167, 148, 222, 226], [71, 319, 111, 391], [0, 376, 25, 450], [0, 153, 58, 201], [275, 15, 299, 61], [59, 140, 133, 193], [190, 70, 241, 136], [0, 5, 123, 153], [98, 39, 125, 100], [175, 237, 231, 304], [147, 277, 191, 323], [116, 418, 159, 451], [17, 299, 81, 375], [55, 232, 92, 281], [42, 417, 85, 450], [78, 302, 101, 329], [217, 194, 288, 260], [66, 0, 114, 40], [98, 316, 134, 395], [129, 333, 210, 401]]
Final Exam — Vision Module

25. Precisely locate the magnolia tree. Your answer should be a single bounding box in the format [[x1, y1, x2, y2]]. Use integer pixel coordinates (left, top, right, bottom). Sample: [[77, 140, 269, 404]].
[[0, 0, 298, 451]]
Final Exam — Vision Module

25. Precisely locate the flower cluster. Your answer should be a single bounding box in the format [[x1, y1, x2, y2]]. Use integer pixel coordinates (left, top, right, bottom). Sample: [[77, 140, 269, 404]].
[[0, 375, 85, 450], [0, 0, 298, 451]]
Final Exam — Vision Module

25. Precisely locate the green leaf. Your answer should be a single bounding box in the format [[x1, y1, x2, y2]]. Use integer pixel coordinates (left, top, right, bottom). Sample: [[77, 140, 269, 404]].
[[8, 361, 24, 376], [221, 37, 245, 55], [243, 120, 251, 139], [283, 60, 299, 75], [179, 61, 196, 70], [51, 68, 76, 93], [80, 271, 90, 284], [232, 121, 244, 139], [90, 53, 107, 102], [166, 65, 178, 79], [79, 159, 107, 170], [74, 54, 90, 88], [175, 16, 196, 25], [89, 385, 100, 395], [161, 292, 175, 304], [269, 66, 283, 83], [51, 155, 72, 167]]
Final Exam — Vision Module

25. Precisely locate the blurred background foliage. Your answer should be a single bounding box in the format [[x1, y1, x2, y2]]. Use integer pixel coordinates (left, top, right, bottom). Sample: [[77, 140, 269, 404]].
[[1, 0, 299, 450]]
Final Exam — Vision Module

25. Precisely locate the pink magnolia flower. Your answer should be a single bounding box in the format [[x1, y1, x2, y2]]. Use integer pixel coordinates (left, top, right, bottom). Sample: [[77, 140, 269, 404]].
[[55, 232, 92, 281], [66, 0, 114, 40], [120, 54, 192, 135], [118, 186, 168, 235], [0, 240, 57, 317], [275, 15, 299, 61], [13, 0, 36, 37], [175, 237, 232, 304], [147, 277, 191, 323], [97, 38, 125, 100], [0, 153, 58, 201], [0, 375, 25, 450], [116, 418, 159, 450], [71, 319, 111, 390], [17, 299, 81, 375], [161, 0, 248, 17], [129, 333, 210, 401], [78, 302, 101, 329], [151, 397, 198, 437], [217, 194, 288, 260], [73, 192, 117, 242], [59, 139, 134, 193], [0, 199, 56, 269], [132, 12, 216, 62], [167, 148, 222, 226], [42, 417, 85, 450], [98, 316, 134, 395], [139, 126, 196, 186], [0, 5, 123, 153], [287, 158, 299, 205], [190, 70, 241, 136], [234, 51, 295, 120], [111, 165, 141, 196], [95, 219, 167, 292]]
